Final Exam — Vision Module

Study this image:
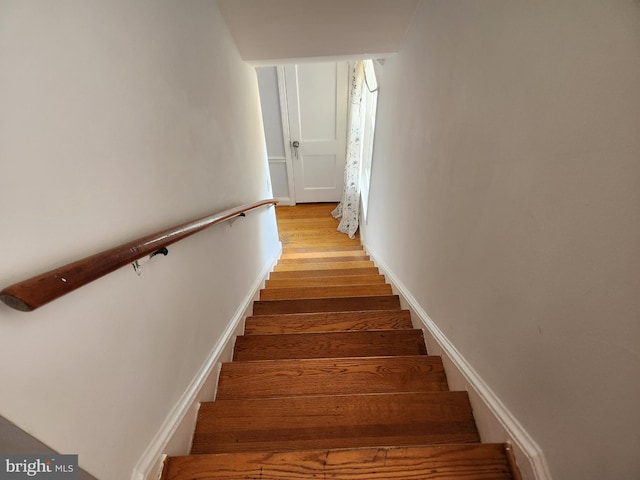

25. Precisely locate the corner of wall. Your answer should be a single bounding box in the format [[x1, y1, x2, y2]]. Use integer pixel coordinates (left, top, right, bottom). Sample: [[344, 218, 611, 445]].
[[131, 244, 281, 480], [363, 240, 553, 480], [275, 197, 295, 206]]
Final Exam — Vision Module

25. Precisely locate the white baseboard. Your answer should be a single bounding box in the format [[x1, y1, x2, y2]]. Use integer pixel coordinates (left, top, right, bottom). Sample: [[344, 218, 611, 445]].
[[131, 245, 282, 480], [363, 241, 553, 480], [275, 196, 295, 206]]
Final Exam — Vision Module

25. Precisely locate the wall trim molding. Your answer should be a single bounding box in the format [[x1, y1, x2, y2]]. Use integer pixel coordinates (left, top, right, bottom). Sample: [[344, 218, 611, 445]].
[[267, 157, 287, 164], [131, 244, 282, 480], [363, 241, 553, 480]]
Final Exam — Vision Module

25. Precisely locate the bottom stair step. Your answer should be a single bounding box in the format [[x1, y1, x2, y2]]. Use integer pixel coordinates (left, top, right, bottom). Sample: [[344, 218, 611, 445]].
[[165, 443, 514, 480], [191, 392, 479, 454]]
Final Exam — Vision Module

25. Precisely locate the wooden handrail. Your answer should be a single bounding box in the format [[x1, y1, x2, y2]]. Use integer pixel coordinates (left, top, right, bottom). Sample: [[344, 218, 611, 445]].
[[0, 199, 278, 312]]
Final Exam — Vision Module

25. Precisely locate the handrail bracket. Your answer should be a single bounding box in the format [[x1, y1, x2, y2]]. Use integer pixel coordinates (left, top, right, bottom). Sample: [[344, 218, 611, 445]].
[[228, 212, 246, 227], [132, 247, 169, 276]]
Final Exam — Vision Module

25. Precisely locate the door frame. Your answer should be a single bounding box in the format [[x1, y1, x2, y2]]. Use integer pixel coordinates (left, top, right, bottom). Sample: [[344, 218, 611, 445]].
[[275, 66, 297, 205], [274, 62, 350, 205]]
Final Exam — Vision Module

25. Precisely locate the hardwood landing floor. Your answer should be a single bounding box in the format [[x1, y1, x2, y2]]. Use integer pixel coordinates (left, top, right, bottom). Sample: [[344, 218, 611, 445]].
[[276, 202, 361, 250]]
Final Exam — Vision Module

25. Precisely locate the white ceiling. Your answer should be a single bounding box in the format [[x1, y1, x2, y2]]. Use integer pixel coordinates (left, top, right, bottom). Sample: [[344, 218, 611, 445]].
[[217, 0, 420, 65]]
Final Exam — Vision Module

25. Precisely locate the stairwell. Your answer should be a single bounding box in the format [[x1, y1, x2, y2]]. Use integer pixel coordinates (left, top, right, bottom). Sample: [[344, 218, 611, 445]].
[[161, 203, 519, 479]]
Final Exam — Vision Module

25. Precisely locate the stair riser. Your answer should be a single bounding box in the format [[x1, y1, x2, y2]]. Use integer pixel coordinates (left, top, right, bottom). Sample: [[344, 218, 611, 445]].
[[269, 267, 379, 279], [234, 330, 427, 361], [265, 275, 386, 289], [252, 295, 401, 315], [260, 284, 392, 300], [192, 428, 481, 454]]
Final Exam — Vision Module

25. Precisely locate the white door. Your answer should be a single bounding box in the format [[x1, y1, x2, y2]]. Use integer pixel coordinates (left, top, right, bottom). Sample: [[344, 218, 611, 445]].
[[284, 62, 348, 203]]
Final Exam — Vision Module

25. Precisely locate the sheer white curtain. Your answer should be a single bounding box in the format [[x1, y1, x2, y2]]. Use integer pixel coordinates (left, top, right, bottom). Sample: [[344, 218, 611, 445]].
[[332, 61, 366, 239]]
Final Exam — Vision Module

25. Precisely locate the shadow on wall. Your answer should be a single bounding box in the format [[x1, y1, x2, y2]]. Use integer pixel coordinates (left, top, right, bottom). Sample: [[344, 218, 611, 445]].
[[0, 415, 98, 480]]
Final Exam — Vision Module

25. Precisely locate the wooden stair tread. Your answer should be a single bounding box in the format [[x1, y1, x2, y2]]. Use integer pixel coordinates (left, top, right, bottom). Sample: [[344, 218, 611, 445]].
[[280, 250, 368, 260], [260, 284, 392, 300], [265, 274, 386, 288], [233, 330, 427, 361], [253, 295, 401, 315], [191, 392, 479, 454], [217, 355, 448, 400], [274, 260, 375, 271], [278, 254, 369, 264], [244, 310, 414, 334], [282, 245, 363, 253], [165, 444, 514, 480], [269, 267, 379, 279]]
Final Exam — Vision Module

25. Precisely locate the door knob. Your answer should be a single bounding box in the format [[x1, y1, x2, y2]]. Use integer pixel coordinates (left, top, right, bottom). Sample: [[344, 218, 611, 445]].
[[291, 140, 300, 159]]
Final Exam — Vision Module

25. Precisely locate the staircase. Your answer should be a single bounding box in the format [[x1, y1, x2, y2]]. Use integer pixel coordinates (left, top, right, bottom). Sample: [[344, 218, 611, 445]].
[[161, 204, 519, 480]]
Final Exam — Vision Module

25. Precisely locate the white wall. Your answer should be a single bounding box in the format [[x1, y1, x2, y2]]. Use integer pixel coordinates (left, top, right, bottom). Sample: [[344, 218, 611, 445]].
[[0, 2, 280, 479], [361, 1, 640, 479]]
